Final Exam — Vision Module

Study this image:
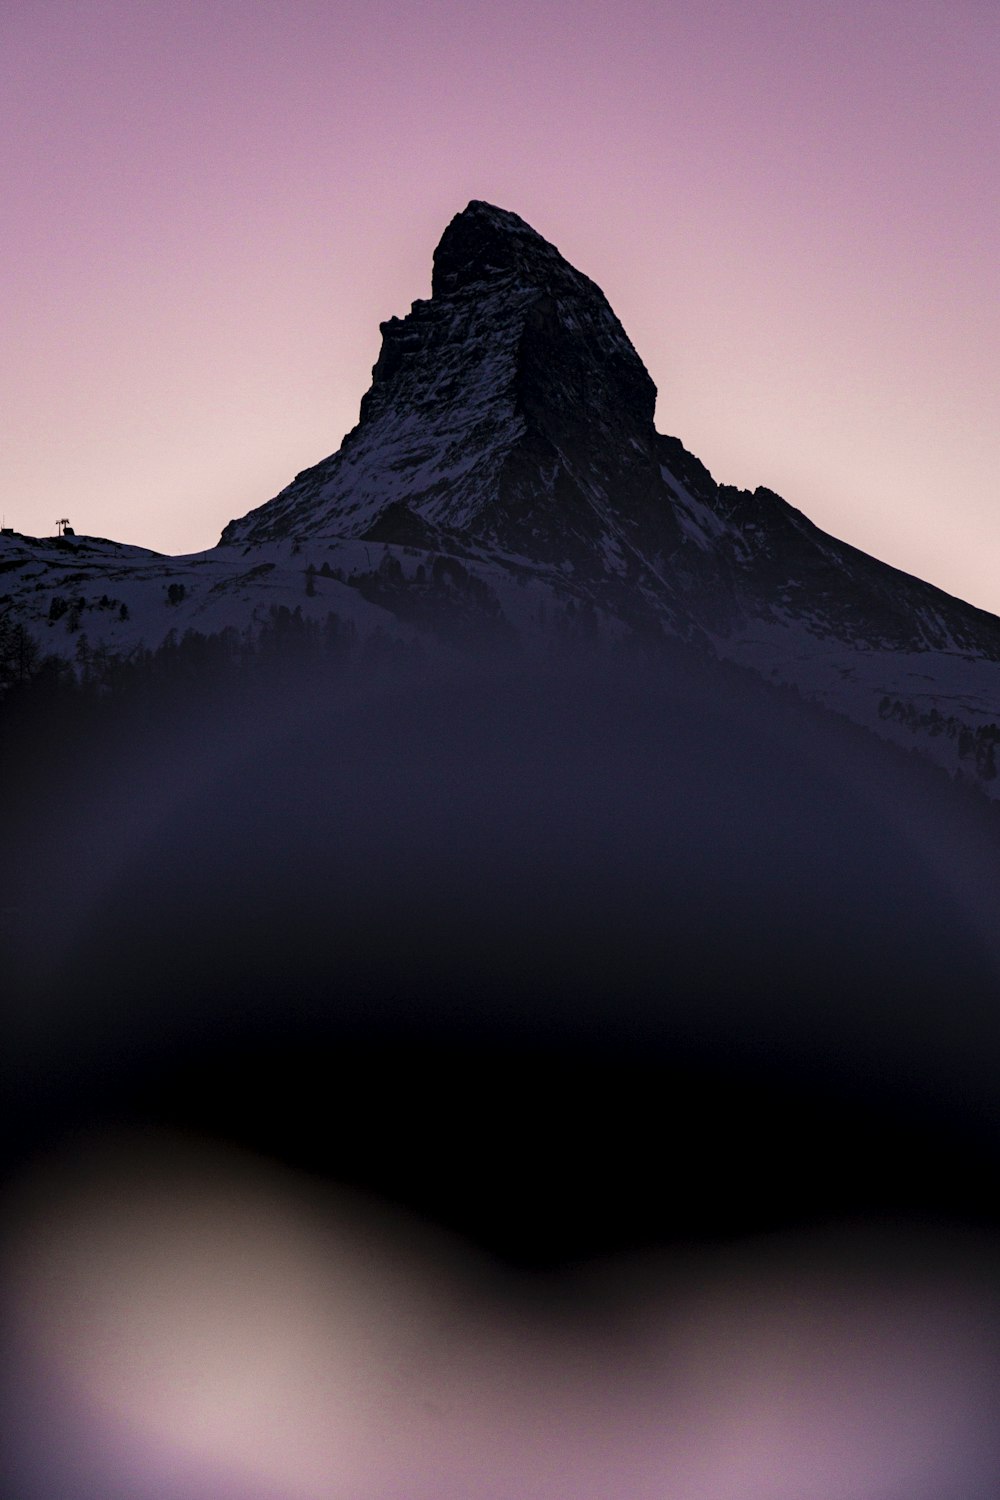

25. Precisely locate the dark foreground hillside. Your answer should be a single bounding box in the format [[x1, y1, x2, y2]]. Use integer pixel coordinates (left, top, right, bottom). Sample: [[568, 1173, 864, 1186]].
[[5, 635, 1000, 1263]]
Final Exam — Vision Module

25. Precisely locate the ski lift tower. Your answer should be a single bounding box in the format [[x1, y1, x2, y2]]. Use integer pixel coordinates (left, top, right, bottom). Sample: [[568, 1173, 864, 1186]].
[[56, 517, 72, 536]]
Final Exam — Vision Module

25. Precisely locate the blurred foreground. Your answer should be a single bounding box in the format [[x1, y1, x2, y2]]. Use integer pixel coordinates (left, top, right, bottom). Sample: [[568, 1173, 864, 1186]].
[[3, 647, 1000, 1495]]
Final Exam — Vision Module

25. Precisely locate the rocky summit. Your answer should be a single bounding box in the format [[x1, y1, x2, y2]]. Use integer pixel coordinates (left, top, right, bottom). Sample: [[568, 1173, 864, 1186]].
[[219, 202, 700, 639], [3, 201, 1000, 790], [223, 203, 670, 555]]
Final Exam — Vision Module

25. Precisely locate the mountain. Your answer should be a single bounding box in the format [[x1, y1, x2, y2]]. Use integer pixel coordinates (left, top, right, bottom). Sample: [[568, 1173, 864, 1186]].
[[3, 200, 1000, 788], [219, 201, 701, 636]]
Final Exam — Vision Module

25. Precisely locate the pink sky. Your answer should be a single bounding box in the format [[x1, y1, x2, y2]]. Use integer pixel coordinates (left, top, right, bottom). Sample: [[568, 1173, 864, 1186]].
[[4, 0, 998, 611]]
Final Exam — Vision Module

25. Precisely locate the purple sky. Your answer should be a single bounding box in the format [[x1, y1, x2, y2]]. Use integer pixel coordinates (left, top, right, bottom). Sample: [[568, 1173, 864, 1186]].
[[4, 0, 998, 610]]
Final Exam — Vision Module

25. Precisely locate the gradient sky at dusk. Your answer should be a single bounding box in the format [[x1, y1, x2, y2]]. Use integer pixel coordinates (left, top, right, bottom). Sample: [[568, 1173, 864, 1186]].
[[4, 0, 998, 609]]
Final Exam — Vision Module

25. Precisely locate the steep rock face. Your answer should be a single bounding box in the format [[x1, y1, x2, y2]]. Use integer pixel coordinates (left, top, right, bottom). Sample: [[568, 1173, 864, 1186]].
[[221, 204, 692, 602]]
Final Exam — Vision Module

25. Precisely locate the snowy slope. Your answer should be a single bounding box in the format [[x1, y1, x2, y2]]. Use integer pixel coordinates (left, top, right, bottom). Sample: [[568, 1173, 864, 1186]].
[[0, 531, 411, 660]]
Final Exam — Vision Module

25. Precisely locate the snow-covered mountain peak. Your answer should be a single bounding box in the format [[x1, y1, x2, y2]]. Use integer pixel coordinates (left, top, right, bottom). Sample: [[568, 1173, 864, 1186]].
[[429, 199, 655, 418], [221, 201, 669, 573], [431, 200, 560, 296]]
